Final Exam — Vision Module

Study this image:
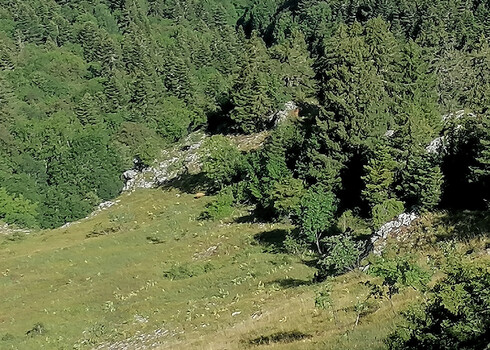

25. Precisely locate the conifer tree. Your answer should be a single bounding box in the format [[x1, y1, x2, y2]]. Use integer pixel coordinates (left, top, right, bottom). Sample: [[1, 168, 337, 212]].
[[229, 33, 285, 133], [398, 152, 443, 211], [362, 144, 399, 209]]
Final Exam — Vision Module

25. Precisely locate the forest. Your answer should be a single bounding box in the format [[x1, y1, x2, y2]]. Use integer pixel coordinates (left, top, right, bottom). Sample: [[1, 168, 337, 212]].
[[0, 0, 488, 228], [0, 0, 488, 348]]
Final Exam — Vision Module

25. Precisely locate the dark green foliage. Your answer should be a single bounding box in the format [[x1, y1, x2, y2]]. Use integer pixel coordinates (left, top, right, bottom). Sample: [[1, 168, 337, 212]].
[[201, 136, 245, 191], [1, 0, 489, 241], [371, 199, 405, 230], [316, 234, 361, 280], [337, 210, 372, 237], [362, 144, 399, 209], [368, 254, 431, 300], [201, 187, 235, 220], [0, 0, 255, 228], [229, 33, 287, 133], [387, 255, 489, 350], [398, 153, 443, 211], [471, 115, 490, 204]]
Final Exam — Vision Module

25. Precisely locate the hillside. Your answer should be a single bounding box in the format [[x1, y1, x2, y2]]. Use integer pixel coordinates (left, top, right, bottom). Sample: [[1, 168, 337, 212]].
[[0, 188, 417, 349], [0, 0, 489, 349], [1, 186, 488, 349]]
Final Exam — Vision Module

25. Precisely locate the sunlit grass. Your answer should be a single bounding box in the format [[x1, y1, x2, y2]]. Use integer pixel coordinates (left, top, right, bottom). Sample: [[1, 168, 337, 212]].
[[2, 188, 471, 350]]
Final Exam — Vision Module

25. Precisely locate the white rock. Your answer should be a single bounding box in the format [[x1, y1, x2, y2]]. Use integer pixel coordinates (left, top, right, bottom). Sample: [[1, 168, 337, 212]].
[[371, 212, 418, 255]]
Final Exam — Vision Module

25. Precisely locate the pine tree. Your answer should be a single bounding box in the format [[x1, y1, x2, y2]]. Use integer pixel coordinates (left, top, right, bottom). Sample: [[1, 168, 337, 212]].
[[398, 152, 443, 211], [471, 114, 490, 204], [362, 144, 399, 209], [229, 33, 285, 133], [270, 30, 316, 103], [75, 93, 99, 126]]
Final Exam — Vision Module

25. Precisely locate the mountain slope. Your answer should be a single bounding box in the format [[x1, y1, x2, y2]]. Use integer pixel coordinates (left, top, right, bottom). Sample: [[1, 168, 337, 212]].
[[1, 188, 412, 350]]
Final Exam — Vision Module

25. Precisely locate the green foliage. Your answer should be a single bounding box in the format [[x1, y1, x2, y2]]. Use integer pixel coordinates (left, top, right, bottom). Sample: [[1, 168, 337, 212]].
[[0, 0, 489, 236], [293, 187, 337, 254], [368, 254, 431, 299], [371, 199, 405, 230], [201, 136, 245, 191], [471, 114, 490, 204], [0, 188, 38, 228], [398, 153, 443, 211], [201, 187, 235, 221], [316, 234, 360, 280], [315, 282, 333, 310], [362, 144, 398, 209], [387, 255, 489, 350], [229, 33, 287, 133], [270, 177, 305, 217], [337, 210, 372, 237]]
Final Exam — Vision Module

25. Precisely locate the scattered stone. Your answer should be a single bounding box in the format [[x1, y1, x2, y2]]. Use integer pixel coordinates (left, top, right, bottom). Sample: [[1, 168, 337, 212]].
[[92, 327, 183, 350], [193, 244, 220, 260], [0, 222, 31, 236], [371, 212, 419, 255]]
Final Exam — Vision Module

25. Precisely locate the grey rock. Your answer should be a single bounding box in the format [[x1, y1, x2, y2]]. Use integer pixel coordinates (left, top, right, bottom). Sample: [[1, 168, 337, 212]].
[[371, 212, 419, 255]]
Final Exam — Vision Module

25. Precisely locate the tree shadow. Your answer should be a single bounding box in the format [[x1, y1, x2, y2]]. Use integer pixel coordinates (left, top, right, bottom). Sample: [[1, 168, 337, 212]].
[[266, 278, 313, 289], [247, 331, 312, 346], [434, 211, 490, 242], [234, 212, 271, 224], [253, 229, 288, 253], [162, 173, 210, 194]]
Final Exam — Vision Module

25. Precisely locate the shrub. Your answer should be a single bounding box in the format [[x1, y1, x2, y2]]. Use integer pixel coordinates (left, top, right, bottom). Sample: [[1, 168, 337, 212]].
[[200, 135, 245, 191], [200, 187, 235, 220], [386, 255, 489, 350], [154, 97, 193, 142], [368, 254, 431, 300], [337, 210, 372, 237], [292, 187, 337, 255], [315, 234, 360, 280], [0, 188, 38, 228], [371, 199, 404, 229], [315, 282, 333, 310]]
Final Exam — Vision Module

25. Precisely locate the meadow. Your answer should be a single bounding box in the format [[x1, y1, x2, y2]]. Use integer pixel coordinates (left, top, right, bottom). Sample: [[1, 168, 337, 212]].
[[0, 188, 417, 350]]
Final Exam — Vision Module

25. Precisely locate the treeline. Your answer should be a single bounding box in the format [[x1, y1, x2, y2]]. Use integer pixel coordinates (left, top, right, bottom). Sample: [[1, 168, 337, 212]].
[[0, 0, 251, 228], [200, 0, 489, 275], [0, 0, 489, 232]]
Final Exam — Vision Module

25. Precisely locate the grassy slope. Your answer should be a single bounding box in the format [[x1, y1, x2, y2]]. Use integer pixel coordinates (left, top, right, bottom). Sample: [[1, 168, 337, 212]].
[[1, 188, 460, 350]]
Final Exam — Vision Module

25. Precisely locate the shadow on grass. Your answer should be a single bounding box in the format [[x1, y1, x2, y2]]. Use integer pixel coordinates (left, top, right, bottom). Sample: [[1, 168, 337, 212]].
[[247, 331, 312, 346], [434, 211, 490, 242], [267, 278, 313, 289], [162, 173, 209, 194], [253, 229, 288, 253]]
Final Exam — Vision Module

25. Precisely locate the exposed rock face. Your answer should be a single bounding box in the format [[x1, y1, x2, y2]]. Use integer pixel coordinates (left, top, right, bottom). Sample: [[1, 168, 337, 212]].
[[267, 101, 299, 126], [123, 132, 206, 192], [426, 110, 478, 155], [371, 212, 419, 255]]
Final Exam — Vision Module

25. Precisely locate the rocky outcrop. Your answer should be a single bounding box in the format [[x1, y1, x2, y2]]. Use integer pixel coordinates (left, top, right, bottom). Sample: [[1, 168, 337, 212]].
[[267, 101, 299, 126], [123, 132, 206, 192], [0, 222, 30, 236], [426, 110, 478, 155], [371, 212, 419, 255]]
